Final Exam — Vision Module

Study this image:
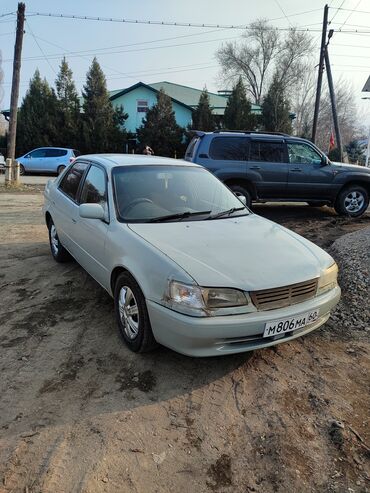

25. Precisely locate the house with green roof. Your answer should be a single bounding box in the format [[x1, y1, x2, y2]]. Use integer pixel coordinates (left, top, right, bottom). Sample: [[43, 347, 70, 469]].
[[108, 81, 261, 134]]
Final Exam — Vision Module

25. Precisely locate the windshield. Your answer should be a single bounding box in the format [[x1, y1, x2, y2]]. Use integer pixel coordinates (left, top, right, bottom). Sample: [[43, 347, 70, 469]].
[[112, 165, 248, 223]]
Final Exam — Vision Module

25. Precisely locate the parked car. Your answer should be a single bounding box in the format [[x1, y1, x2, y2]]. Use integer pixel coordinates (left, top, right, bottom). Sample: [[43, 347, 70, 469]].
[[185, 131, 370, 217], [43, 154, 340, 357], [16, 147, 80, 175]]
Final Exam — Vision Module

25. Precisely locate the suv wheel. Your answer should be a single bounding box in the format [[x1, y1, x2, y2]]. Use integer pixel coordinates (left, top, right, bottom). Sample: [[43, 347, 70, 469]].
[[228, 185, 252, 208], [334, 185, 369, 217], [114, 272, 158, 353]]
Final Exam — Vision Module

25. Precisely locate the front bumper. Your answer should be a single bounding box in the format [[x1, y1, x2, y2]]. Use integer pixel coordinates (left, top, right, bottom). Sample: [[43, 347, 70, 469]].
[[147, 286, 341, 357]]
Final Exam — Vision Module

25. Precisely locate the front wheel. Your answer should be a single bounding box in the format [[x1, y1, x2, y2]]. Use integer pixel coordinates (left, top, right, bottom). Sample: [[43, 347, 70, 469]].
[[19, 164, 25, 176], [228, 184, 252, 208], [114, 272, 157, 353], [48, 219, 71, 262], [334, 186, 369, 217]]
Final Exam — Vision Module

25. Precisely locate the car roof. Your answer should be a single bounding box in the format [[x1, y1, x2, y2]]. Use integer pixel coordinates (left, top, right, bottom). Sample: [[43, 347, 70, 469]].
[[196, 131, 307, 142], [31, 147, 74, 151], [79, 154, 200, 169]]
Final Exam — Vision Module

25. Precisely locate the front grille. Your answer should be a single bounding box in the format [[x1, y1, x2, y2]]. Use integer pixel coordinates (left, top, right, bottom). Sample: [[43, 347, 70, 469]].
[[250, 278, 318, 311]]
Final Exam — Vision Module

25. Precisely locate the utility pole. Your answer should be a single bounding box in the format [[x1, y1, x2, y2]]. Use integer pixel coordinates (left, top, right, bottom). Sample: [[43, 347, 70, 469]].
[[324, 31, 343, 162], [311, 3, 328, 144], [6, 2, 25, 186]]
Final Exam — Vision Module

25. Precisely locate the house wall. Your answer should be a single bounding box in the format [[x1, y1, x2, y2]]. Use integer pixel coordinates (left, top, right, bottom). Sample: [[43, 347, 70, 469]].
[[111, 86, 193, 133]]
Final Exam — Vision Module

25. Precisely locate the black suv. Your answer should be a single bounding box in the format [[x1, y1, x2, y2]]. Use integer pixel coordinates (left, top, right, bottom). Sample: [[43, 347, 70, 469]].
[[185, 131, 370, 217]]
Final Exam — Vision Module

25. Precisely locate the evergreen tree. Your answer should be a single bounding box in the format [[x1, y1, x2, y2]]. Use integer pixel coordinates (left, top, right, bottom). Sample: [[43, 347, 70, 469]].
[[16, 69, 59, 155], [136, 88, 184, 157], [81, 57, 126, 153], [262, 73, 292, 134], [224, 77, 255, 130], [55, 57, 81, 148], [191, 88, 215, 131]]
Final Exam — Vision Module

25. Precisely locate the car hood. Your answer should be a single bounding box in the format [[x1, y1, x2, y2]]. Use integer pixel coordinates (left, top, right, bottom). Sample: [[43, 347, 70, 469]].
[[128, 214, 334, 290]]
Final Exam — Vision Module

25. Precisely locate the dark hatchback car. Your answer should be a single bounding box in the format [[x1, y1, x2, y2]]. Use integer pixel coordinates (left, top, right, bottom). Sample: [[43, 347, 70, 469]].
[[185, 131, 370, 217]]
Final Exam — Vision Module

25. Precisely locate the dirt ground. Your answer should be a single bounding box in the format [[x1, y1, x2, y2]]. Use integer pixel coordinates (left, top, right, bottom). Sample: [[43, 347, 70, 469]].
[[0, 189, 369, 493]]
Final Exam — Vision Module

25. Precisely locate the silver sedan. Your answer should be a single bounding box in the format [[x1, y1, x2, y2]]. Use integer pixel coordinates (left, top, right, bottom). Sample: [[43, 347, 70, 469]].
[[43, 154, 340, 357]]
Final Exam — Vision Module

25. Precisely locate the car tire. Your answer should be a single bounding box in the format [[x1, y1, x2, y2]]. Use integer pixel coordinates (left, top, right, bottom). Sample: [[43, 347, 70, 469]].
[[19, 164, 25, 176], [114, 272, 158, 353], [334, 185, 369, 217], [307, 201, 327, 207], [57, 165, 66, 175], [228, 184, 252, 208], [48, 219, 71, 262]]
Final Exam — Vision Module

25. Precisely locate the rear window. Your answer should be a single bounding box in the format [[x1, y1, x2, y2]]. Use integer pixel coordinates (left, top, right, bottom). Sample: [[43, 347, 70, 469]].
[[45, 149, 68, 157], [249, 141, 284, 163], [59, 161, 89, 201], [209, 137, 248, 160], [185, 137, 200, 160]]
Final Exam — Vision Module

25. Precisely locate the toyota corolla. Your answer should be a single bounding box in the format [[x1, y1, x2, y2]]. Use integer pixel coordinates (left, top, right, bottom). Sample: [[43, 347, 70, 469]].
[[43, 154, 341, 357]]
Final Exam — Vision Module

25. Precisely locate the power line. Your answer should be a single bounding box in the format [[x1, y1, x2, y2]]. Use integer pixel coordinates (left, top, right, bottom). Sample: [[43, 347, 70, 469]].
[[0, 12, 15, 17], [2, 33, 241, 63], [329, 0, 347, 23], [273, 0, 293, 27], [25, 11, 370, 33], [339, 0, 362, 29], [337, 7, 370, 14], [25, 19, 57, 74]]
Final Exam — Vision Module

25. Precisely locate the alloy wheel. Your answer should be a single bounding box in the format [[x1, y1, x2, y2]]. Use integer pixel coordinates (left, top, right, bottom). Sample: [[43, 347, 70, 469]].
[[344, 191, 365, 213], [50, 224, 59, 255], [118, 286, 139, 340]]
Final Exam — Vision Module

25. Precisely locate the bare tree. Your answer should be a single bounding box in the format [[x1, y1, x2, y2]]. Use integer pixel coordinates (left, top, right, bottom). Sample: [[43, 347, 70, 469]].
[[216, 20, 313, 104]]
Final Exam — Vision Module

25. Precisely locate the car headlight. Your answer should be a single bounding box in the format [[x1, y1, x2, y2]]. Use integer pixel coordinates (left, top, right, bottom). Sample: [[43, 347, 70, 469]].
[[318, 263, 338, 295], [168, 281, 248, 316]]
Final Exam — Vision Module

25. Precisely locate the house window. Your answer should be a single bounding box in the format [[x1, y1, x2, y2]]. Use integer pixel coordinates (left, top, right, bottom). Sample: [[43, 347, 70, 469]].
[[137, 100, 148, 113]]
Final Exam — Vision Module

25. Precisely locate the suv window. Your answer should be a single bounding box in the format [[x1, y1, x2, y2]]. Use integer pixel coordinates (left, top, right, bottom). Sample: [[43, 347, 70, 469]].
[[185, 137, 200, 160], [287, 142, 322, 165], [80, 165, 107, 207], [45, 149, 68, 157], [249, 141, 283, 162], [209, 137, 248, 160], [59, 161, 88, 201]]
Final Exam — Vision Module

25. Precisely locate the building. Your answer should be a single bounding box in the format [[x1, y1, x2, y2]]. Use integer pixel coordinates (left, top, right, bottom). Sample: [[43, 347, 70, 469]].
[[108, 81, 261, 134]]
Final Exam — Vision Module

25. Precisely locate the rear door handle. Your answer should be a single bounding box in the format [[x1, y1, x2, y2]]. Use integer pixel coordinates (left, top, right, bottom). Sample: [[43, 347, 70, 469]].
[[291, 168, 302, 172], [250, 166, 261, 170]]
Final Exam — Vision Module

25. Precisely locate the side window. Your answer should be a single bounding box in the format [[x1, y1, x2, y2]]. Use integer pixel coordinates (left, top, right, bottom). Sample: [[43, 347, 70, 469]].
[[29, 149, 47, 158], [209, 137, 248, 160], [287, 143, 322, 165], [249, 141, 283, 163], [59, 161, 88, 201], [80, 165, 107, 207], [45, 149, 68, 157]]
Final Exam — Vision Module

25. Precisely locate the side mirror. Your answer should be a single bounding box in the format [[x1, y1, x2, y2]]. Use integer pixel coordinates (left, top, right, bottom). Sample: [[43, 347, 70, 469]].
[[321, 155, 329, 166], [25, 154, 31, 159], [79, 203, 105, 220], [234, 192, 247, 206]]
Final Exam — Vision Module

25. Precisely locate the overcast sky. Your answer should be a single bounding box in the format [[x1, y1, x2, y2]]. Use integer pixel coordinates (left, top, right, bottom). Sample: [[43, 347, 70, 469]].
[[1, 0, 369, 123]]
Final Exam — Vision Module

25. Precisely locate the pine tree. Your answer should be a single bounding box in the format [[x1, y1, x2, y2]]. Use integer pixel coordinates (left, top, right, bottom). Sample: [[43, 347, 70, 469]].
[[192, 88, 215, 131], [262, 74, 292, 134], [81, 57, 126, 153], [55, 57, 81, 148], [16, 69, 59, 155], [136, 88, 184, 157], [224, 77, 255, 130]]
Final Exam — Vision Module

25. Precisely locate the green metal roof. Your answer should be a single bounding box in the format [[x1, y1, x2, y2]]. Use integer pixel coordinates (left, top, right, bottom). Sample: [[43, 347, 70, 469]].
[[108, 81, 261, 115]]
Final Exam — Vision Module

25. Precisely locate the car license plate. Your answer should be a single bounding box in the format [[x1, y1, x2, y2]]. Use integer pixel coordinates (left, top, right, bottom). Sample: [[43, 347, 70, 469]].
[[263, 309, 319, 338]]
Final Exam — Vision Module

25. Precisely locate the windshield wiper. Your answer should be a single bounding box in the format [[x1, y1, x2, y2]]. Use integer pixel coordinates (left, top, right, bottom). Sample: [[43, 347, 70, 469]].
[[148, 210, 212, 223], [207, 206, 246, 220]]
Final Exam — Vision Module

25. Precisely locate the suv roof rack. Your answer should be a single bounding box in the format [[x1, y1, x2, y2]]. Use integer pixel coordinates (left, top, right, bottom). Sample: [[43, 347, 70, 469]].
[[213, 130, 290, 137]]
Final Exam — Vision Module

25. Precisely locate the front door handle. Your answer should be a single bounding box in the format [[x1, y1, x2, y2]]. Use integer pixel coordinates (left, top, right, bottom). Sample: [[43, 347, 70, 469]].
[[250, 166, 261, 170], [291, 168, 302, 172]]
